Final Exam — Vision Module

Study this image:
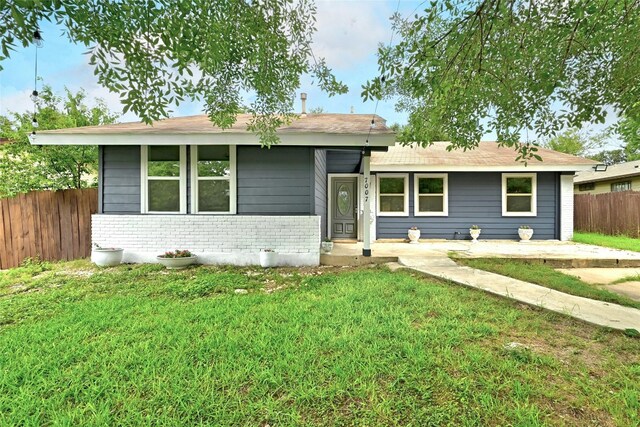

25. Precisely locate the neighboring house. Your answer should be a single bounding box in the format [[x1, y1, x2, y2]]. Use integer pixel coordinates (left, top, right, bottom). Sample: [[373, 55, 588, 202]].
[[574, 160, 640, 195], [33, 114, 595, 266]]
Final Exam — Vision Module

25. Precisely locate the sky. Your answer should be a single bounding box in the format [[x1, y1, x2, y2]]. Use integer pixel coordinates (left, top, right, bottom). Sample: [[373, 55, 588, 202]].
[[0, 1, 417, 124], [0, 0, 622, 148]]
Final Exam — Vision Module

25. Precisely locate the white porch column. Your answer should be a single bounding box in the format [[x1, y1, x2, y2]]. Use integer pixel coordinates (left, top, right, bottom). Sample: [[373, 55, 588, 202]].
[[363, 150, 372, 256], [560, 174, 574, 241]]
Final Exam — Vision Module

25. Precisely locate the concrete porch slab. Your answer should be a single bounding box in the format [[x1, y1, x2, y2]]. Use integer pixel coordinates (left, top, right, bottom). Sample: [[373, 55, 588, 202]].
[[328, 240, 640, 266]]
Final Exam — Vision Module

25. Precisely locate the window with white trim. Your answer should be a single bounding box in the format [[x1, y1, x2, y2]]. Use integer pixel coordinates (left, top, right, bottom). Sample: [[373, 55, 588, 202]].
[[142, 145, 186, 213], [502, 173, 537, 216], [191, 145, 236, 214], [377, 174, 409, 216], [414, 174, 448, 216]]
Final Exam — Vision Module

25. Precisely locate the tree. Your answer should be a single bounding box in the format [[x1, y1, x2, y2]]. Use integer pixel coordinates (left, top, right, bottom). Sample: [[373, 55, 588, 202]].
[[542, 128, 604, 157], [1, 1, 346, 145], [590, 149, 627, 166], [363, 1, 640, 160], [0, 86, 118, 198], [389, 122, 448, 142], [616, 116, 640, 161]]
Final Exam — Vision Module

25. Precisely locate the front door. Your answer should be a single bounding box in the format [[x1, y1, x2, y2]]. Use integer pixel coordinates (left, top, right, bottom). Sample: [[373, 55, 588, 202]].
[[331, 177, 358, 239]]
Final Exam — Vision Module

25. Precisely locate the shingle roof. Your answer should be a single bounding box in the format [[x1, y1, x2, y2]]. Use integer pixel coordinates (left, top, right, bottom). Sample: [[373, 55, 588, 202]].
[[371, 141, 597, 168], [574, 159, 640, 183], [39, 113, 393, 135]]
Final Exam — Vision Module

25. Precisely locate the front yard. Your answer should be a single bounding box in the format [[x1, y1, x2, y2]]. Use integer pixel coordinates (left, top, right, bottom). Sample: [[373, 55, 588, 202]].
[[1, 260, 639, 426], [455, 258, 640, 310]]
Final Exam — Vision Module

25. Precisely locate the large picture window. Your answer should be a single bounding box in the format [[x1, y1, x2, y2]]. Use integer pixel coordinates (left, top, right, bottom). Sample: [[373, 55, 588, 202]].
[[377, 174, 409, 216], [414, 174, 448, 216], [502, 173, 537, 216], [142, 146, 186, 213], [191, 145, 236, 214]]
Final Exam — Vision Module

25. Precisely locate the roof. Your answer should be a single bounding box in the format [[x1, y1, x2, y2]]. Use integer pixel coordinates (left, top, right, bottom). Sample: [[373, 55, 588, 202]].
[[38, 113, 393, 136], [574, 159, 640, 184], [32, 113, 396, 148], [371, 142, 597, 172]]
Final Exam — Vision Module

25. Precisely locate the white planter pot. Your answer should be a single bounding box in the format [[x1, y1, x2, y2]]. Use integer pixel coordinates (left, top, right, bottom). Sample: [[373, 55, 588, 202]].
[[259, 251, 278, 268], [469, 229, 481, 243], [518, 228, 534, 242], [92, 248, 123, 267], [321, 241, 334, 254], [157, 256, 197, 269], [407, 229, 421, 244]]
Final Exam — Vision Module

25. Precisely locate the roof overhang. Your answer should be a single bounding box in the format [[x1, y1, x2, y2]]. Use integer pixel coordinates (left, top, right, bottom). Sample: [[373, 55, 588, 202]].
[[371, 164, 595, 173], [574, 171, 640, 184], [30, 132, 396, 148]]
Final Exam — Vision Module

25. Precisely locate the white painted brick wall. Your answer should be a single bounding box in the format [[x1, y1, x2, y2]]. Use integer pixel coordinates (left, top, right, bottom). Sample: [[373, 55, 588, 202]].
[[92, 215, 320, 266], [560, 174, 574, 241]]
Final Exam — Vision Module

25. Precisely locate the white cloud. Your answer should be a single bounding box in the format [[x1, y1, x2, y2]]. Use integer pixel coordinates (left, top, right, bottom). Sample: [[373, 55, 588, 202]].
[[0, 87, 35, 116], [312, 0, 392, 69]]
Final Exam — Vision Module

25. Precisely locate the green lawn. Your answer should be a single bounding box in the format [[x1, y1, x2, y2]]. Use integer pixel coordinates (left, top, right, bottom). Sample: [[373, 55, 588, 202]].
[[1, 260, 639, 426], [455, 257, 640, 310], [573, 232, 640, 252]]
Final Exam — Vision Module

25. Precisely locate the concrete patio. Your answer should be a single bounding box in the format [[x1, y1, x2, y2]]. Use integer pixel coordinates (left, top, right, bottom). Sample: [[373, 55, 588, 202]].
[[323, 240, 640, 267]]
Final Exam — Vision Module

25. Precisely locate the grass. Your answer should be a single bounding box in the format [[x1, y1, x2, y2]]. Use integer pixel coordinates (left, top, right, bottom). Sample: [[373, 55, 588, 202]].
[[0, 260, 639, 426], [573, 232, 640, 253], [613, 274, 640, 284], [455, 257, 640, 310]]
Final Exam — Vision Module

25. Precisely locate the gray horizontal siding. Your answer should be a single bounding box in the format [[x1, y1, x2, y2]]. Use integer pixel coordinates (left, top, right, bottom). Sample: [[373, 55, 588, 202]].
[[327, 150, 361, 173], [102, 146, 141, 214], [314, 149, 328, 239], [376, 172, 559, 240], [236, 146, 314, 215]]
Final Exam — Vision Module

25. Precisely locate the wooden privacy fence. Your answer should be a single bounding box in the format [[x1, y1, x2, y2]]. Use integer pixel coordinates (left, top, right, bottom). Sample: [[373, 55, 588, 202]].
[[0, 188, 98, 269], [574, 191, 640, 238]]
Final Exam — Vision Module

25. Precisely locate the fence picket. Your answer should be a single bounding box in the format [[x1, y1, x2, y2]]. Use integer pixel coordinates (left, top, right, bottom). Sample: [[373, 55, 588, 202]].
[[574, 191, 640, 237], [0, 189, 98, 269]]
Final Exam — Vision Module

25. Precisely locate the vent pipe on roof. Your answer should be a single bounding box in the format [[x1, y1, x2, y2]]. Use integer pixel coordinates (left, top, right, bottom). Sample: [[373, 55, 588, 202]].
[[300, 92, 307, 117]]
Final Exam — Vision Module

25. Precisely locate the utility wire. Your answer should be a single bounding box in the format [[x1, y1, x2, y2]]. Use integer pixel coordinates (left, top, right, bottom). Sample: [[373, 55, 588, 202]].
[[365, 0, 402, 146]]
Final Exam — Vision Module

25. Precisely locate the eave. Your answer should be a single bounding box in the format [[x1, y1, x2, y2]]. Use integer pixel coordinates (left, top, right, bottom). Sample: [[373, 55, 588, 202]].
[[30, 132, 396, 148]]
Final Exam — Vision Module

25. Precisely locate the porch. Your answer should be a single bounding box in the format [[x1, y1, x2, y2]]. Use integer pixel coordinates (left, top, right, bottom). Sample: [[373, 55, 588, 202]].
[[322, 240, 640, 268]]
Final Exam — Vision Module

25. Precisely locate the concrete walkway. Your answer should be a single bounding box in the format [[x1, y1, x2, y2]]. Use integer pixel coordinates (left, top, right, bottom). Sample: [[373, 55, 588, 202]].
[[398, 255, 640, 332]]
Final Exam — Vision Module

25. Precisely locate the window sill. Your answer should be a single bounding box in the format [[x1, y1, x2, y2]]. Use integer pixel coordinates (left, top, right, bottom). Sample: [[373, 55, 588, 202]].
[[377, 212, 409, 217]]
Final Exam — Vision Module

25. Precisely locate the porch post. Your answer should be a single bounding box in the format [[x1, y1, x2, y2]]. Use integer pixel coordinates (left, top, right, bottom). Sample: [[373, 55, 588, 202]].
[[362, 149, 372, 257]]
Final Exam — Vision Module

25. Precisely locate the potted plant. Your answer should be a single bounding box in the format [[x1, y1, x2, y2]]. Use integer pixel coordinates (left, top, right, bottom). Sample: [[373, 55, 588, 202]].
[[469, 225, 481, 243], [321, 238, 334, 254], [518, 225, 534, 242], [91, 243, 124, 267], [259, 249, 277, 268], [157, 249, 197, 269], [407, 226, 421, 244]]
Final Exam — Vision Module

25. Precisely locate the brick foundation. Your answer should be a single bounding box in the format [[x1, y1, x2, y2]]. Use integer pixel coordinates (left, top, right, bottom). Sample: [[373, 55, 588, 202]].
[[92, 214, 320, 266]]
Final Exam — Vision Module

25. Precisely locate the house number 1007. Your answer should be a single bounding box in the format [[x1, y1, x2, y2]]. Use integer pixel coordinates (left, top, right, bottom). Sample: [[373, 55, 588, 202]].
[[364, 177, 369, 202]]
